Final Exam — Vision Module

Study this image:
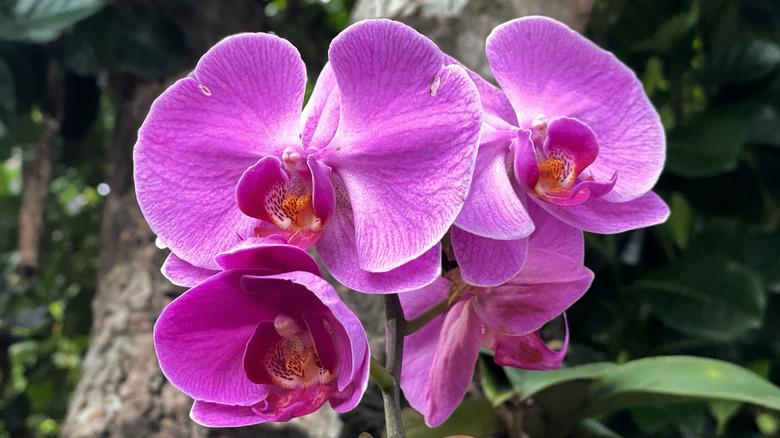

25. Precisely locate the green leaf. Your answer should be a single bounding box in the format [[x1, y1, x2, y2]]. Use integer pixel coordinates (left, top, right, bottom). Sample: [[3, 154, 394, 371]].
[[571, 419, 623, 438], [0, 0, 104, 43], [479, 355, 515, 406], [63, 11, 186, 77], [665, 192, 693, 250], [701, 39, 780, 84], [505, 362, 615, 400], [401, 399, 504, 438], [666, 112, 747, 178], [585, 356, 780, 416], [631, 252, 765, 341], [634, 7, 698, 53]]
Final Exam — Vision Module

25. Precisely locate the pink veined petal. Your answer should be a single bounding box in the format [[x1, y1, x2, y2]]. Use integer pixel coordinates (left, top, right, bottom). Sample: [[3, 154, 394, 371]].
[[215, 239, 321, 276], [161, 252, 218, 287], [535, 172, 618, 207], [494, 316, 569, 370], [308, 156, 336, 224], [454, 142, 534, 240], [255, 384, 334, 422], [325, 19, 482, 272], [399, 278, 450, 415], [486, 17, 665, 202], [451, 226, 528, 287], [315, 178, 441, 294], [534, 191, 670, 234], [302, 311, 345, 390], [474, 248, 593, 336], [190, 401, 267, 428], [513, 131, 540, 190], [134, 33, 306, 268], [526, 201, 584, 264], [543, 117, 599, 177], [425, 299, 483, 427], [328, 341, 370, 413], [153, 271, 273, 406], [235, 156, 288, 223], [300, 63, 341, 150]]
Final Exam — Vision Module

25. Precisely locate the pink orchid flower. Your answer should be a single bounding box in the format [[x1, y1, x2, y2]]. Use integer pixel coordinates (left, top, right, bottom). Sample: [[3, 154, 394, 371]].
[[153, 239, 370, 426], [400, 210, 592, 427], [450, 16, 669, 286], [134, 19, 482, 294]]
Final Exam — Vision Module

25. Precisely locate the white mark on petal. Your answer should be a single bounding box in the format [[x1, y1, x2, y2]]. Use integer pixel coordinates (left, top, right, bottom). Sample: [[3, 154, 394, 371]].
[[198, 84, 212, 96], [429, 75, 441, 97]]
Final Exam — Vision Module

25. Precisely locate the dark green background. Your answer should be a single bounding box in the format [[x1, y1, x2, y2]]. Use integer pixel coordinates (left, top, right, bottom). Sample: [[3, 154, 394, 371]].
[[0, 0, 778, 437]]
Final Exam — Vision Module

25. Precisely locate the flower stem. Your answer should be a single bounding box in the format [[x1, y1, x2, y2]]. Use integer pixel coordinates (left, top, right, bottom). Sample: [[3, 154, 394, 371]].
[[382, 294, 406, 438], [403, 296, 451, 336], [369, 357, 395, 392]]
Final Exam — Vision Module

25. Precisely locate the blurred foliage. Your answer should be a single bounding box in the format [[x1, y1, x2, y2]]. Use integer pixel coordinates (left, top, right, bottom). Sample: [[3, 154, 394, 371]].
[[0, 0, 779, 437]]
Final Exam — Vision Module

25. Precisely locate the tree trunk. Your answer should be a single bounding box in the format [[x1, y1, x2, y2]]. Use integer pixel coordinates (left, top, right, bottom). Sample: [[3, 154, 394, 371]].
[[352, 0, 595, 78]]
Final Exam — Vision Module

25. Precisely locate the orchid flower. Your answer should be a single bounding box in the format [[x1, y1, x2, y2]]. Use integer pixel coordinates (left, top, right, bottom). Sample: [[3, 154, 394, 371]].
[[450, 16, 669, 286], [134, 19, 482, 294], [154, 239, 370, 426], [400, 209, 592, 427]]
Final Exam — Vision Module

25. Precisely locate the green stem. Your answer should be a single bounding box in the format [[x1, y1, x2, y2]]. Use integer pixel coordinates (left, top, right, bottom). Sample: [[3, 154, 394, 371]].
[[382, 294, 406, 438], [369, 356, 395, 392], [403, 297, 451, 336]]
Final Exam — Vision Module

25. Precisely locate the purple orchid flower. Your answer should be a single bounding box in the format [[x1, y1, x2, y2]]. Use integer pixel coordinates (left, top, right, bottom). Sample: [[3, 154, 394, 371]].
[[449, 16, 669, 287], [133, 19, 482, 294], [400, 210, 592, 427], [154, 238, 370, 426]]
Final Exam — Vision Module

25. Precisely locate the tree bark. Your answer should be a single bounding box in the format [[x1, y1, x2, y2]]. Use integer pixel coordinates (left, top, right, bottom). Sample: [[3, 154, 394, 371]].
[[352, 0, 595, 77]]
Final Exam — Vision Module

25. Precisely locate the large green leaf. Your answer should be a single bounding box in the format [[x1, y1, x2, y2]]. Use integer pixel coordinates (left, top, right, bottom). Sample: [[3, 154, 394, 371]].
[[479, 355, 515, 406], [585, 356, 780, 416], [401, 399, 504, 438], [701, 39, 780, 84], [506, 362, 616, 400], [666, 112, 747, 178], [0, 0, 104, 43], [630, 252, 764, 340]]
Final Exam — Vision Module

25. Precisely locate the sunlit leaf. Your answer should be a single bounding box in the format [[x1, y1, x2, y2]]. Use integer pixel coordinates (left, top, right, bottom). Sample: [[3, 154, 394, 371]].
[[0, 0, 104, 43]]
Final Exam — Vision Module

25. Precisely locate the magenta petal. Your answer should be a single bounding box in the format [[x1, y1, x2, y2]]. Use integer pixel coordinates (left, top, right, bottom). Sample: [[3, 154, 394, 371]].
[[161, 252, 218, 287], [302, 311, 340, 383], [451, 226, 528, 287], [153, 271, 272, 405], [300, 63, 340, 150], [527, 201, 584, 264], [215, 239, 320, 276], [494, 317, 569, 370], [316, 185, 441, 293], [235, 156, 288, 223], [455, 142, 534, 240], [326, 20, 481, 272], [513, 131, 540, 189], [536, 191, 670, 234], [307, 156, 335, 224], [544, 117, 599, 176], [399, 278, 450, 415], [425, 300, 482, 427], [474, 248, 593, 336], [134, 34, 306, 268], [328, 343, 370, 413], [190, 401, 265, 427], [486, 17, 665, 202]]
